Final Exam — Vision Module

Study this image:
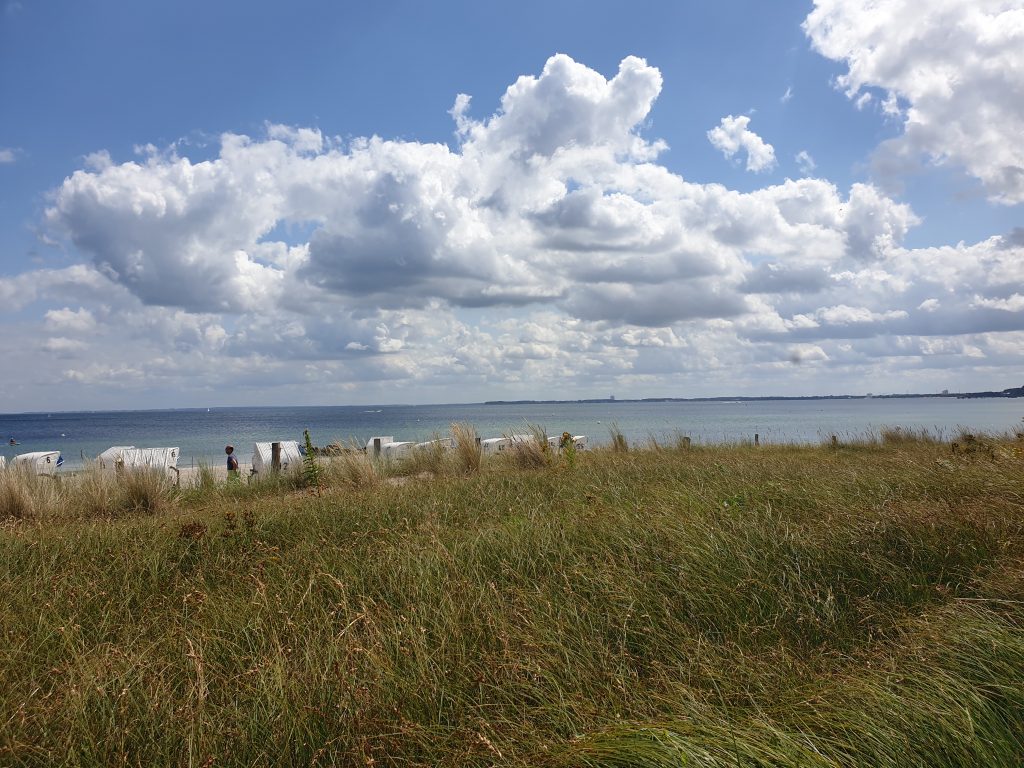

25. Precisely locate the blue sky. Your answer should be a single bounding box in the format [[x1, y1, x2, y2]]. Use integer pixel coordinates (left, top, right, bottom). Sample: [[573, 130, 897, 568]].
[[1, 0, 1023, 410]]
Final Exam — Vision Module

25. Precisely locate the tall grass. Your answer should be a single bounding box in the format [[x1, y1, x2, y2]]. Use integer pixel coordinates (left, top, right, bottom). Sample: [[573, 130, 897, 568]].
[[389, 434, 454, 478], [0, 466, 65, 519], [193, 462, 218, 491], [452, 422, 481, 474], [0, 434, 1022, 765], [73, 464, 121, 517], [323, 442, 379, 489], [558, 601, 1024, 767], [609, 422, 629, 452], [505, 423, 553, 469], [879, 425, 944, 444], [1, 465, 176, 520], [115, 468, 176, 514]]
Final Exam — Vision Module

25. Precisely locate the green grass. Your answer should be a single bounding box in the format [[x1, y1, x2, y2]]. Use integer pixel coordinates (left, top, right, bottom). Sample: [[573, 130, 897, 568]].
[[1, 434, 1022, 766]]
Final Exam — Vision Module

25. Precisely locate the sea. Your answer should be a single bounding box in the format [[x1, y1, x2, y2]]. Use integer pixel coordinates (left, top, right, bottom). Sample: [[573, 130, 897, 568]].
[[1, 398, 1022, 471]]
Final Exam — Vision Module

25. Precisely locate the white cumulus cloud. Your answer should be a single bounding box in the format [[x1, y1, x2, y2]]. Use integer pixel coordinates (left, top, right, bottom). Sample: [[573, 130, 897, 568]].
[[804, 0, 1024, 204], [707, 115, 777, 173], [795, 150, 816, 175], [44, 307, 97, 333]]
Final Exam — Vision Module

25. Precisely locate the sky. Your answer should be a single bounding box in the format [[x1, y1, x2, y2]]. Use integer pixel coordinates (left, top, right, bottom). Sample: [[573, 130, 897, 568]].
[[1, 0, 1023, 411]]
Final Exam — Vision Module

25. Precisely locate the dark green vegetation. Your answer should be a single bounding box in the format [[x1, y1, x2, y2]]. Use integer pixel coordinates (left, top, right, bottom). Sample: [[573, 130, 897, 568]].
[[2, 434, 1023, 766]]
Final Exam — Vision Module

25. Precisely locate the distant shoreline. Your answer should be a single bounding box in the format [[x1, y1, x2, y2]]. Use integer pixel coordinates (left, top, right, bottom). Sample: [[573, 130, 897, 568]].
[[484, 385, 1024, 406], [3, 385, 1022, 417]]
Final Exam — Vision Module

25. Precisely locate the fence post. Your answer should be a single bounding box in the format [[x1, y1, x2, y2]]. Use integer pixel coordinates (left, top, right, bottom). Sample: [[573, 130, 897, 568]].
[[831, 435, 838, 448], [271, 441, 281, 473], [682, 436, 691, 449], [754, 433, 760, 446], [373, 437, 382, 457]]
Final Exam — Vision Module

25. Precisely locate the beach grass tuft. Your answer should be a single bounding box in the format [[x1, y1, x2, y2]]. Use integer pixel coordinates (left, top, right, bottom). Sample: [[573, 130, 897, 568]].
[[505, 422, 553, 469], [0, 466, 64, 519], [115, 467, 176, 515], [452, 421, 481, 474], [73, 464, 121, 518], [394, 434, 453, 478], [609, 422, 629, 452], [193, 462, 218, 491], [324, 441, 379, 489]]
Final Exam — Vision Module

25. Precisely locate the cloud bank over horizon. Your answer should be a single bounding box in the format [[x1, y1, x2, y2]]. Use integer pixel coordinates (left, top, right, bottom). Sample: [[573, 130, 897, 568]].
[[3, 5, 1024, 409]]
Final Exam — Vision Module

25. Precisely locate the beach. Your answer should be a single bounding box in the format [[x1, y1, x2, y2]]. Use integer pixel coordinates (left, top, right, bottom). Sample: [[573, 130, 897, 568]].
[[3, 397, 1023, 471]]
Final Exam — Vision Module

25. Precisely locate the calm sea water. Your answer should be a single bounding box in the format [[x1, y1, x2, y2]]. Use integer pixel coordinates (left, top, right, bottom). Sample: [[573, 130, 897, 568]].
[[1, 399, 1022, 470]]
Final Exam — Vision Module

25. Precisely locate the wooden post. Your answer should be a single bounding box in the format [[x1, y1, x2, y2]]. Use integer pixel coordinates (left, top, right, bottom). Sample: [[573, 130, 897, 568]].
[[754, 433, 760, 446], [373, 437, 382, 457], [682, 436, 691, 449], [475, 437, 481, 447], [271, 441, 281, 473], [831, 435, 838, 448]]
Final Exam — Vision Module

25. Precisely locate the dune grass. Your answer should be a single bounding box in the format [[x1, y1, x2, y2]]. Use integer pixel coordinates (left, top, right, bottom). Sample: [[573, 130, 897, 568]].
[[504, 423, 553, 470], [0, 466, 65, 519], [609, 422, 629, 452], [325, 442, 381, 489], [453, 422, 482, 474], [0, 433, 1022, 766], [1, 465, 179, 521]]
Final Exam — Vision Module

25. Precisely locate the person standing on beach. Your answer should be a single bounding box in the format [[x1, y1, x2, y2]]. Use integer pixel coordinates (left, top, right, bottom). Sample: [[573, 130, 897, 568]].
[[226, 444, 239, 480]]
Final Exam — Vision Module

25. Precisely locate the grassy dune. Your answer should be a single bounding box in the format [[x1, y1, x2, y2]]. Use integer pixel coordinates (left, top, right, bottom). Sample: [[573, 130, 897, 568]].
[[1, 433, 1023, 766]]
